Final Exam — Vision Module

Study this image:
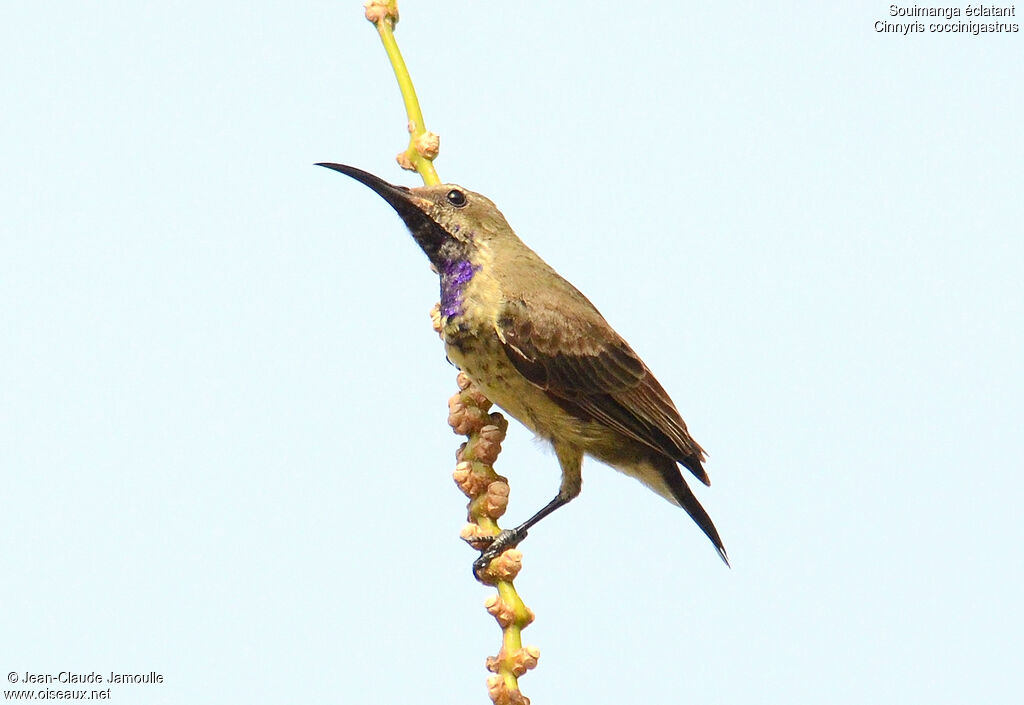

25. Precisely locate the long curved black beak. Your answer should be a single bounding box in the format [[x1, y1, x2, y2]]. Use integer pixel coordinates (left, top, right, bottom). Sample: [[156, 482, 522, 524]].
[[316, 163, 427, 217], [317, 162, 446, 263]]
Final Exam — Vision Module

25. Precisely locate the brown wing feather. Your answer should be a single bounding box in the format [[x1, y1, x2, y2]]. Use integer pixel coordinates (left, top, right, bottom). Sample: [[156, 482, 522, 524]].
[[496, 298, 709, 485]]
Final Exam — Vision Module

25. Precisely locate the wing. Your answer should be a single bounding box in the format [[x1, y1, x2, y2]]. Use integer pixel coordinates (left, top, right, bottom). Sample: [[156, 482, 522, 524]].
[[495, 297, 710, 486]]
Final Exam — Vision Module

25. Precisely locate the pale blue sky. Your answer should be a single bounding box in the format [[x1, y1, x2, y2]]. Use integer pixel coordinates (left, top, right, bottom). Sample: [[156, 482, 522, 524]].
[[2, 2, 1022, 704]]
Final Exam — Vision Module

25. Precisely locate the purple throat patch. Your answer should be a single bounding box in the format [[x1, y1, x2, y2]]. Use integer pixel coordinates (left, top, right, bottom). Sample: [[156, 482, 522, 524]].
[[440, 259, 481, 318]]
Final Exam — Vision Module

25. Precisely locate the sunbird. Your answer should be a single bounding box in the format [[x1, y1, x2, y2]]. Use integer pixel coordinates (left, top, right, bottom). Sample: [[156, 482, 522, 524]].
[[319, 164, 727, 576]]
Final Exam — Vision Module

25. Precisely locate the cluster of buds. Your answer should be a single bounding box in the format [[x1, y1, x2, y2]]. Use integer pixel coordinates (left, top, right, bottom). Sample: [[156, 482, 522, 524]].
[[447, 373, 521, 584], [396, 126, 440, 171], [486, 667, 539, 705], [485, 640, 541, 705], [438, 316, 539, 703], [363, 0, 397, 26]]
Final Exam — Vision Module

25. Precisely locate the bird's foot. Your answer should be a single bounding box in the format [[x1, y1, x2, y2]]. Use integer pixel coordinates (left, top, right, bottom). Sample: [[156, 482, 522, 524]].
[[472, 527, 528, 581]]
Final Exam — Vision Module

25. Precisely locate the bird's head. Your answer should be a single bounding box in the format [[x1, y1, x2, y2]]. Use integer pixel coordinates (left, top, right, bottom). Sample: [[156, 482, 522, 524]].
[[317, 163, 512, 270]]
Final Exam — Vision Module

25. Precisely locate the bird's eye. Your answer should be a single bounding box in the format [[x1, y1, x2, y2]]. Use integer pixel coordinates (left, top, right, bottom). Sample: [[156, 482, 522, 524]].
[[446, 189, 467, 207]]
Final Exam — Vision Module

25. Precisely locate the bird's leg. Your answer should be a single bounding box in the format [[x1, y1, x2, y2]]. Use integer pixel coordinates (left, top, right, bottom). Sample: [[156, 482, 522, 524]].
[[472, 495, 568, 577], [473, 444, 583, 580]]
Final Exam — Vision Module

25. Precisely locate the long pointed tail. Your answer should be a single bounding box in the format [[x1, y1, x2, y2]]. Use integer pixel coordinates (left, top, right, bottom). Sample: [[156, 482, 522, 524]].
[[656, 455, 729, 566]]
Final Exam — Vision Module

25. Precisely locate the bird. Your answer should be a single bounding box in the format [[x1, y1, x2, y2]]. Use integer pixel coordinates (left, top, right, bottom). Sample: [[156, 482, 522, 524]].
[[318, 163, 727, 576]]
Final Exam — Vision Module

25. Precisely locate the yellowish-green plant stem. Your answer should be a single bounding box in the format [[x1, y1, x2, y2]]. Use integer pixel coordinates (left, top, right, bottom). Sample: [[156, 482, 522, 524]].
[[376, 5, 536, 700], [367, 3, 441, 186], [496, 582, 528, 690], [463, 429, 535, 694], [447, 372, 538, 702]]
